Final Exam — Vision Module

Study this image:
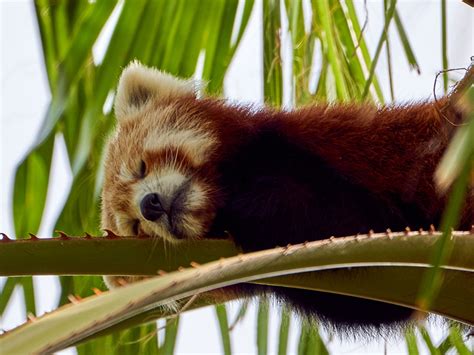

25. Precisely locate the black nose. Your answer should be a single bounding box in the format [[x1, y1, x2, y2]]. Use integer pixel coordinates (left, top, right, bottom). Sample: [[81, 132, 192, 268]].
[[140, 193, 164, 221]]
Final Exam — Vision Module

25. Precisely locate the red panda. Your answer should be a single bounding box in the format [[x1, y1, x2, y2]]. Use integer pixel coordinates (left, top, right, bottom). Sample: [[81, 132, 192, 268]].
[[101, 61, 472, 332]]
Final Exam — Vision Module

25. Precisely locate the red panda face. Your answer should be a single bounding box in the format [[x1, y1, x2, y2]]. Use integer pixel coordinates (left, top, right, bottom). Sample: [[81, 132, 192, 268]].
[[101, 62, 219, 242]]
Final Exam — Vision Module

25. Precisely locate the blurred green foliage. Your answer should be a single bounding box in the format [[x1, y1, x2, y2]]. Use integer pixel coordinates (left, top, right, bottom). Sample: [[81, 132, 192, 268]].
[[3, 0, 472, 353]]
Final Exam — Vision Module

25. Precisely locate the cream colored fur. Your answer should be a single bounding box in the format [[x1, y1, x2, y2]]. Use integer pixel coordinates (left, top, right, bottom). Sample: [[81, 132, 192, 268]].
[[114, 60, 197, 119], [103, 62, 216, 289]]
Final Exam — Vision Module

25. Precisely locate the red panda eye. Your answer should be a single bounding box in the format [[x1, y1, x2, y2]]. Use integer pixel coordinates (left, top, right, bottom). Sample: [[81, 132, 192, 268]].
[[139, 160, 147, 178]]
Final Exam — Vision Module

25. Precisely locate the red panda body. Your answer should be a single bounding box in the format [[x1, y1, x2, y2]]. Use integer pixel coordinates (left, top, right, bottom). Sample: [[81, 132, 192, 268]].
[[102, 62, 472, 333]]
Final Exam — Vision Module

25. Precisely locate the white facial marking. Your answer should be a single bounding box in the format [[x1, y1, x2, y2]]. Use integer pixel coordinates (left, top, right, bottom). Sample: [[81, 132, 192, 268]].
[[115, 213, 135, 236], [158, 171, 187, 196], [185, 184, 207, 209], [180, 215, 204, 238]]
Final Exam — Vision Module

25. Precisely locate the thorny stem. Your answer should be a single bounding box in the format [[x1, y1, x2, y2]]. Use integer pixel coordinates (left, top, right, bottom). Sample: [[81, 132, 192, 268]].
[[1, 230, 473, 276]]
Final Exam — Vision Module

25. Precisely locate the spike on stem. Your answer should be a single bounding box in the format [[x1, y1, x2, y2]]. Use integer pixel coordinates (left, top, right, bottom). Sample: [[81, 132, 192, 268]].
[[55, 231, 70, 240], [68, 295, 81, 304], [0, 233, 11, 242], [283, 244, 295, 255], [104, 229, 119, 239], [28, 233, 38, 240], [282, 244, 292, 254]]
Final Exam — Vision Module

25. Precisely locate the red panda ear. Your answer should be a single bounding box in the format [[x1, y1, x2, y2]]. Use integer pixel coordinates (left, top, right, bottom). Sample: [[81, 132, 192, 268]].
[[114, 61, 198, 120]]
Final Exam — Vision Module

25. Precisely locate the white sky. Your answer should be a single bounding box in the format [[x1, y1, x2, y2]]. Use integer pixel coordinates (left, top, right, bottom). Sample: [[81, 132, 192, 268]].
[[1, 0, 473, 354]]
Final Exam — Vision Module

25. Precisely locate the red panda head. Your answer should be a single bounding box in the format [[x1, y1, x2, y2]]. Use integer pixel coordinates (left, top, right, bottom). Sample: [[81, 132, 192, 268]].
[[101, 61, 220, 242]]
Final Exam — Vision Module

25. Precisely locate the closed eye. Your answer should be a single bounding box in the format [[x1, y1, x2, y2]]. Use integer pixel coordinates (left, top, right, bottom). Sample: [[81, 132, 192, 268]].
[[139, 160, 147, 178]]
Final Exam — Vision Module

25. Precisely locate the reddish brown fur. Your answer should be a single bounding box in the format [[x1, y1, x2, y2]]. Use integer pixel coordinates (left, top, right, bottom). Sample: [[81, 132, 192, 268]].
[[102, 68, 472, 329], [167, 96, 472, 229]]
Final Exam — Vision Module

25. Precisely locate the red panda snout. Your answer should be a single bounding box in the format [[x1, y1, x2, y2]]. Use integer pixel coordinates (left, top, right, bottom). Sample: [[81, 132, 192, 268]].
[[139, 183, 190, 236], [131, 169, 213, 242]]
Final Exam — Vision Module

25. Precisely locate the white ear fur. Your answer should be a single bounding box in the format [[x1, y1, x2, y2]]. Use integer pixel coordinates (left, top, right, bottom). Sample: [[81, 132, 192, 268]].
[[114, 61, 197, 120]]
